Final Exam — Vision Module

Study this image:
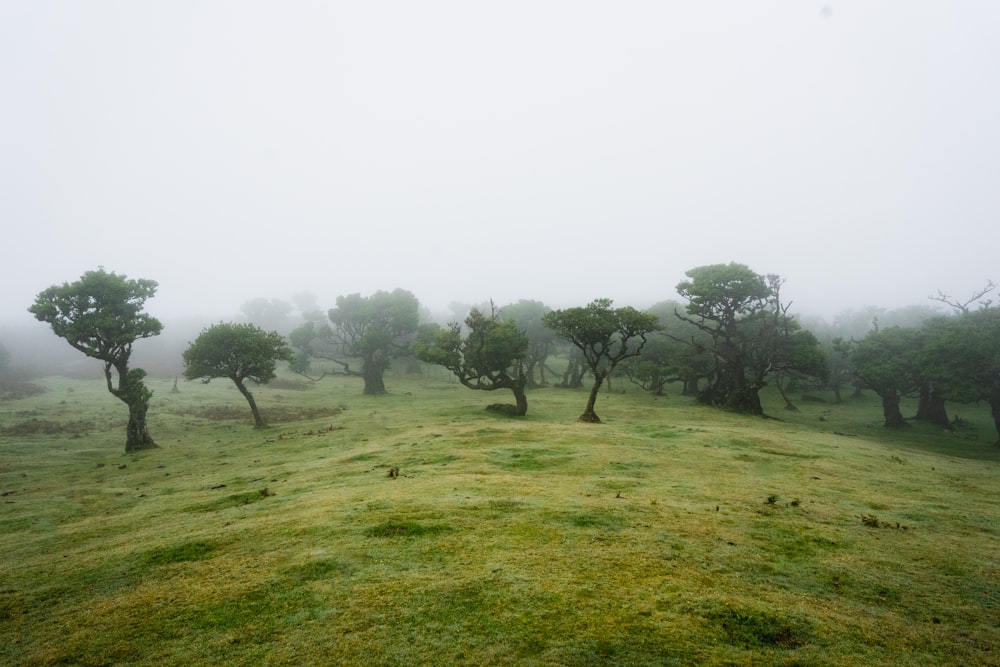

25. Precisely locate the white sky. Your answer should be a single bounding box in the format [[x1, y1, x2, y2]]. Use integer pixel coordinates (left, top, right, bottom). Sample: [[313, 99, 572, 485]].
[[2, 1, 998, 325]]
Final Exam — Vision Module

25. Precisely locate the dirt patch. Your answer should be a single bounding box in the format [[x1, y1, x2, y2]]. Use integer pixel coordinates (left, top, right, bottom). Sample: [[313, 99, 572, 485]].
[[168, 404, 345, 424], [0, 380, 46, 401], [1, 418, 93, 437]]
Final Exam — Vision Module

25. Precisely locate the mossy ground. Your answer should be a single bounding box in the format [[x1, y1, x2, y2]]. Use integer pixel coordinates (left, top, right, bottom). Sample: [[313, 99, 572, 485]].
[[1, 372, 998, 666]]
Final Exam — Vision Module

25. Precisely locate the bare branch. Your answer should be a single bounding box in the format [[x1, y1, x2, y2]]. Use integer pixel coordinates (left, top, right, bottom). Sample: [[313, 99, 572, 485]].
[[930, 280, 996, 314]]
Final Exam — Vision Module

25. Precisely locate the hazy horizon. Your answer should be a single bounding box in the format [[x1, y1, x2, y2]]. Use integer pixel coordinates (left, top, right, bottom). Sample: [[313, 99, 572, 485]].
[[3, 2, 997, 327]]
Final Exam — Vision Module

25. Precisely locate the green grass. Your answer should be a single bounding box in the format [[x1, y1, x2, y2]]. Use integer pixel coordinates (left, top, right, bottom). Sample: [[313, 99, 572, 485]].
[[1, 373, 998, 666]]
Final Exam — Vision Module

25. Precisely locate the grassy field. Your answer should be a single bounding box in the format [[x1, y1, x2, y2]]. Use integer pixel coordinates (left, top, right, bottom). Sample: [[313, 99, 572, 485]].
[[1, 370, 998, 666]]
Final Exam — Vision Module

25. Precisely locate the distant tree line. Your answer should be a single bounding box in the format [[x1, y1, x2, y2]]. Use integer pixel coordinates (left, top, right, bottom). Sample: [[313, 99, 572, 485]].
[[25, 266, 999, 452]]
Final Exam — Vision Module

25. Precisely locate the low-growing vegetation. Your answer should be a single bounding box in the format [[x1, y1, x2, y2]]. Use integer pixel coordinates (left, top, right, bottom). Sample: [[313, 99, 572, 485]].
[[1, 373, 998, 665]]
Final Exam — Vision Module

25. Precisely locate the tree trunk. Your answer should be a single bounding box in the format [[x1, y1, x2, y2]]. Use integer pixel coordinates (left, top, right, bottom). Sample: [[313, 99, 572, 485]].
[[580, 374, 605, 423], [125, 402, 157, 452], [362, 363, 387, 395], [989, 391, 1000, 446], [511, 381, 528, 417], [725, 386, 763, 415], [916, 382, 950, 427], [561, 355, 585, 389], [775, 375, 798, 411], [107, 363, 157, 452], [880, 388, 907, 428], [524, 360, 538, 388], [234, 378, 265, 428]]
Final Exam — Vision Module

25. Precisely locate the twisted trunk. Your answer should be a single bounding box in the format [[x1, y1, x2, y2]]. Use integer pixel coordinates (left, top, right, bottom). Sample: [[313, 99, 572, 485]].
[[879, 387, 907, 428], [362, 362, 387, 395], [580, 372, 606, 423], [234, 377, 265, 428], [105, 362, 157, 452]]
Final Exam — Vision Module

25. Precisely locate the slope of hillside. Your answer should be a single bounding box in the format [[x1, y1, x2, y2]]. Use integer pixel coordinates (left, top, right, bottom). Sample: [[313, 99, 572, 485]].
[[1, 374, 998, 666]]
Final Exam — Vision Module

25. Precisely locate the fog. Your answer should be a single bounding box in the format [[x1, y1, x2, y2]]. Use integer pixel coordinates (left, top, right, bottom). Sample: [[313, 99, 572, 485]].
[[2, 2, 997, 333]]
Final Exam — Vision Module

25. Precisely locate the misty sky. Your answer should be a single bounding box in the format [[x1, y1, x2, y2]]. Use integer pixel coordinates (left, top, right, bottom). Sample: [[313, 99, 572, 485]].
[[2, 2, 998, 326]]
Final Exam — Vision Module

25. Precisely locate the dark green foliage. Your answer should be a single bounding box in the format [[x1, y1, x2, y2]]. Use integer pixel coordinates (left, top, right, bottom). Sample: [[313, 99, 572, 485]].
[[675, 263, 824, 415], [28, 268, 162, 452], [183, 322, 293, 428], [290, 289, 420, 394], [543, 299, 660, 422], [851, 326, 922, 427], [623, 301, 714, 396], [920, 308, 1000, 442], [415, 305, 530, 416]]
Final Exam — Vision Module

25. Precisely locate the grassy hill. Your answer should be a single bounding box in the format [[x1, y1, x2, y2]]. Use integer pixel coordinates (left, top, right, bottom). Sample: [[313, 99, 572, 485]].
[[1, 372, 998, 666]]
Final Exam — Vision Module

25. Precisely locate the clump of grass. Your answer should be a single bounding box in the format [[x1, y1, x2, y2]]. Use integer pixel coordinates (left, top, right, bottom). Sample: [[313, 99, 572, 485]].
[[188, 488, 274, 512], [144, 540, 219, 566], [860, 513, 881, 528], [568, 511, 623, 530], [365, 521, 450, 538], [705, 603, 811, 648]]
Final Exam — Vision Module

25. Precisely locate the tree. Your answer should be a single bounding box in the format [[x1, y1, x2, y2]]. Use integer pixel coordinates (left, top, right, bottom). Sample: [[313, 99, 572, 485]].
[[289, 289, 419, 395], [851, 326, 921, 428], [29, 268, 163, 452], [182, 322, 293, 429], [543, 299, 660, 423], [500, 299, 555, 387], [929, 280, 995, 314], [415, 305, 530, 416], [621, 301, 714, 397], [920, 308, 1000, 443], [767, 316, 827, 411], [674, 263, 822, 415]]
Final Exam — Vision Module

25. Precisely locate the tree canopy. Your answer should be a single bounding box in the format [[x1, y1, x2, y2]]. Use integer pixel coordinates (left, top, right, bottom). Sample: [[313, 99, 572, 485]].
[[850, 326, 922, 428], [674, 263, 823, 415], [182, 322, 293, 428], [415, 305, 530, 416], [290, 289, 420, 395], [543, 299, 660, 423], [28, 268, 163, 451]]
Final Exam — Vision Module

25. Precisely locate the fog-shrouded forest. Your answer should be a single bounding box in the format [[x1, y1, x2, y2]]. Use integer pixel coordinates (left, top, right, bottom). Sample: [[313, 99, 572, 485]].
[[3, 4, 1000, 664], [5, 263, 999, 449], [3, 263, 999, 665]]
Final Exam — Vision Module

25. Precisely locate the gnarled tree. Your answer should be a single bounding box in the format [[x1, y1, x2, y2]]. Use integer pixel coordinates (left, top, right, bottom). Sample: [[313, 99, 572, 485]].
[[851, 326, 921, 428], [29, 268, 162, 452], [674, 263, 822, 415], [415, 305, 529, 416], [182, 322, 293, 428], [289, 289, 419, 395], [543, 299, 660, 423]]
